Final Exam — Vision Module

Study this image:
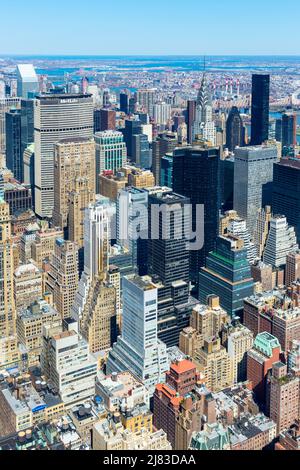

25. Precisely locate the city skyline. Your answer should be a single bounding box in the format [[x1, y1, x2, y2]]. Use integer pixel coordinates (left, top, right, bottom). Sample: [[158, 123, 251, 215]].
[[2, 4, 300, 456]]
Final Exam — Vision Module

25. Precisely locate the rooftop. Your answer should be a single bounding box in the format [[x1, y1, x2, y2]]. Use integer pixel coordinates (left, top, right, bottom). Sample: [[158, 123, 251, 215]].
[[170, 359, 196, 375]]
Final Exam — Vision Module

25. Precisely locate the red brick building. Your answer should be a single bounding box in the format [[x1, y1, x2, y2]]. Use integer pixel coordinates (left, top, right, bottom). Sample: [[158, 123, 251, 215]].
[[153, 359, 201, 449], [247, 332, 281, 407]]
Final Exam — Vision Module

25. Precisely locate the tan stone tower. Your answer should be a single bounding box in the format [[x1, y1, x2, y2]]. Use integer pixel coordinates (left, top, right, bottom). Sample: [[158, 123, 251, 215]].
[[0, 199, 19, 367]]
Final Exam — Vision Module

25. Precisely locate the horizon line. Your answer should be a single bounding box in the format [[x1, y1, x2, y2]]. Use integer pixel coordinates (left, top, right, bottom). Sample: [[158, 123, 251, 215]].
[[1, 54, 300, 58]]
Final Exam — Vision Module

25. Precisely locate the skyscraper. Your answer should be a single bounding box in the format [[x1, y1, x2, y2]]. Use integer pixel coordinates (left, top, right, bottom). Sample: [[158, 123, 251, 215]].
[[0, 97, 20, 162], [46, 238, 79, 319], [186, 100, 196, 144], [5, 109, 22, 182], [233, 145, 278, 235], [34, 93, 94, 218], [281, 113, 297, 150], [136, 88, 156, 116], [94, 130, 127, 193], [272, 158, 300, 242], [0, 198, 19, 368], [152, 132, 178, 185], [107, 274, 169, 395], [16, 64, 39, 99], [117, 187, 148, 275], [153, 101, 171, 126], [173, 146, 220, 284], [99, 108, 116, 131], [20, 99, 34, 158], [131, 133, 151, 169], [147, 190, 198, 346], [71, 196, 117, 353], [192, 74, 216, 145], [120, 92, 129, 114], [263, 215, 298, 269], [198, 235, 254, 318], [250, 74, 270, 145], [52, 137, 95, 240], [226, 106, 245, 151]]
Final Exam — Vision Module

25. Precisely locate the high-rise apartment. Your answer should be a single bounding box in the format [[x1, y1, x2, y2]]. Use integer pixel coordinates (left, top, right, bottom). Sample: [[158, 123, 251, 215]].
[[270, 362, 300, 434], [227, 321, 254, 382], [286, 250, 300, 287], [136, 88, 156, 116], [195, 337, 234, 392]]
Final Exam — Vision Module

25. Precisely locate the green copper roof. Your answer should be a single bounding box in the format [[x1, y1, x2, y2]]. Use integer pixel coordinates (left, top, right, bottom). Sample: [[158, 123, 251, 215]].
[[253, 332, 280, 357]]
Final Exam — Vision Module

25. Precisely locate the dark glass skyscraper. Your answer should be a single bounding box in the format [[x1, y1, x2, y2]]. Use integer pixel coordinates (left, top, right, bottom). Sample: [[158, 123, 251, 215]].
[[282, 112, 296, 149], [132, 134, 151, 169], [94, 109, 101, 133], [198, 235, 254, 318], [5, 108, 22, 182], [172, 146, 220, 285], [121, 119, 142, 158], [147, 190, 198, 346], [226, 106, 245, 151], [152, 132, 178, 185], [272, 158, 300, 243], [20, 99, 34, 157], [186, 99, 196, 144], [250, 74, 270, 145], [120, 92, 129, 114]]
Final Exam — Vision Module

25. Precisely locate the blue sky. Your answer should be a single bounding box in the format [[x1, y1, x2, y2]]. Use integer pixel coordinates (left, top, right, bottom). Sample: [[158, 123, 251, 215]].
[[1, 0, 299, 55]]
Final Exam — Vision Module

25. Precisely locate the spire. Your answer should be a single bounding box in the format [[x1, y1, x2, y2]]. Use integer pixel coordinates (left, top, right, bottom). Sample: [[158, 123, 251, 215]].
[[196, 72, 212, 108]]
